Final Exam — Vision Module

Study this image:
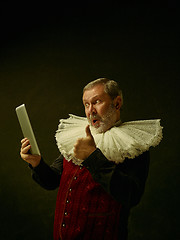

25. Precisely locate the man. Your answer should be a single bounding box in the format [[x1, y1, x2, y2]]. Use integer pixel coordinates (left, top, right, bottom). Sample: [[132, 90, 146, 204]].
[[20, 78, 162, 240]]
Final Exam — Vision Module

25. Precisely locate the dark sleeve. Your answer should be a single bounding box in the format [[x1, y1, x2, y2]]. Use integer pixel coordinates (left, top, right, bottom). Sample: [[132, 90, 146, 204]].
[[30, 154, 64, 190], [82, 148, 150, 208]]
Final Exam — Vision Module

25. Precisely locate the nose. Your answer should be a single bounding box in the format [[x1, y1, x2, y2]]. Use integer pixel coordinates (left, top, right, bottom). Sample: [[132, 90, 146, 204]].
[[88, 104, 96, 115]]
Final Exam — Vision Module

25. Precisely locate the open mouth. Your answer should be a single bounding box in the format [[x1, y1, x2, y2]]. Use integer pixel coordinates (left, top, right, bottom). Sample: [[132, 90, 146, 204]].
[[92, 119, 100, 127]]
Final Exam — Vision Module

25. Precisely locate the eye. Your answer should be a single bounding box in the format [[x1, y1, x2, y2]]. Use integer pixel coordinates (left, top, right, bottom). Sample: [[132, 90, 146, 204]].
[[95, 99, 100, 104], [84, 103, 90, 108]]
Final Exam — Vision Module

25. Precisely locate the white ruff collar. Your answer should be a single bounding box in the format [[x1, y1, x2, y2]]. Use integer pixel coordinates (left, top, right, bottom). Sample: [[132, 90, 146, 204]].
[[55, 114, 163, 166]]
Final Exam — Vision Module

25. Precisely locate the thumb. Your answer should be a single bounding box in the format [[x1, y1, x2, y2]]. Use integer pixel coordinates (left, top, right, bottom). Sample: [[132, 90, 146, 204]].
[[85, 125, 93, 138]]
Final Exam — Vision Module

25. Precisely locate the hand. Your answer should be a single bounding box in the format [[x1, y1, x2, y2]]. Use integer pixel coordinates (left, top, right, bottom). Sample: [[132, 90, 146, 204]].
[[20, 138, 41, 168], [73, 125, 96, 160]]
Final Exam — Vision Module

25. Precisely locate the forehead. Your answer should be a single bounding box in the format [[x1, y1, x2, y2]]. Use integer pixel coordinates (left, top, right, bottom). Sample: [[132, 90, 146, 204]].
[[83, 84, 109, 101]]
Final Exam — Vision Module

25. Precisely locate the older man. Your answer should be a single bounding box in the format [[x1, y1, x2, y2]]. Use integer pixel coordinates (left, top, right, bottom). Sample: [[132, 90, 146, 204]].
[[20, 78, 162, 240]]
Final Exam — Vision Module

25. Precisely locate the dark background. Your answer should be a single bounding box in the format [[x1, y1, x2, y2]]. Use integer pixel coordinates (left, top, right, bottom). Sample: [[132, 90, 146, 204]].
[[0, 2, 179, 240]]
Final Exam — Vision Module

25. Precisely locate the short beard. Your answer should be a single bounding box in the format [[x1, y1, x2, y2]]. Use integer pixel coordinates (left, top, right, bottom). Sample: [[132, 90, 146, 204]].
[[89, 104, 117, 133]]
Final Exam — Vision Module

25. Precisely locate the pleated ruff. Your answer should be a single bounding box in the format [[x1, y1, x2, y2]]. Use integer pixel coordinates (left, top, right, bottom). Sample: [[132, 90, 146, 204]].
[[55, 114, 163, 166]]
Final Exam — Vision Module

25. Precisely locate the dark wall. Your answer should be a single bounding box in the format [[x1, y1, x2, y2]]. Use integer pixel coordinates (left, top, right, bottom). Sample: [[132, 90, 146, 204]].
[[0, 3, 179, 240]]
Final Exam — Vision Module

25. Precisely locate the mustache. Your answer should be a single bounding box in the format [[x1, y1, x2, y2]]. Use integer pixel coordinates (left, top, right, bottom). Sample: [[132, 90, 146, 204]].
[[89, 114, 101, 121]]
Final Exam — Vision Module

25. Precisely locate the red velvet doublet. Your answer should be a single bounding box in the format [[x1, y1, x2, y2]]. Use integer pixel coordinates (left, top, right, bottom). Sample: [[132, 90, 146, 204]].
[[53, 159, 122, 240]]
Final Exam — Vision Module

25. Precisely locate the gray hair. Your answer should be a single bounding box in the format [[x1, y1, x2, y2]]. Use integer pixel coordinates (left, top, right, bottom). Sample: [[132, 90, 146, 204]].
[[83, 78, 123, 106]]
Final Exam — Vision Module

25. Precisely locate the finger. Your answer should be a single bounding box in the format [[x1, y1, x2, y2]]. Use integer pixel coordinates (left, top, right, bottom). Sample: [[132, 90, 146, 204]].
[[74, 138, 83, 146], [21, 144, 31, 154], [73, 146, 77, 155], [85, 125, 93, 138], [21, 139, 30, 149], [73, 145, 78, 158], [21, 138, 28, 144]]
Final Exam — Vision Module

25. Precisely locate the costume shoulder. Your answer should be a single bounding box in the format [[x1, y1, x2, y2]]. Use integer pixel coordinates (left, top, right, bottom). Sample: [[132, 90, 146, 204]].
[[55, 114, 163, 166]]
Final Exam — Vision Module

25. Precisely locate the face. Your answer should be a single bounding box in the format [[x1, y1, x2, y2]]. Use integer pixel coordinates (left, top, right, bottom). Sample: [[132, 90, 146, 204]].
[[82, 84, 121, 133]]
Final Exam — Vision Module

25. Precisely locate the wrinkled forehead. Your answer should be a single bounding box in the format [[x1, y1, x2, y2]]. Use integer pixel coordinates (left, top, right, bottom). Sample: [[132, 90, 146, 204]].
[[82, 84, 107, 102]]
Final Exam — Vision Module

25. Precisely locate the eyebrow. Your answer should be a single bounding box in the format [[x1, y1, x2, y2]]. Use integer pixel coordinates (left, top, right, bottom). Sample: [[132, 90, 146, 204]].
[[83, 94, 101, 103]]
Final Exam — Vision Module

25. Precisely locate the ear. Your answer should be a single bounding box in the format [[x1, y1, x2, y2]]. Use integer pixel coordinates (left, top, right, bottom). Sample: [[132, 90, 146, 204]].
[[114, 96, 122, 110]]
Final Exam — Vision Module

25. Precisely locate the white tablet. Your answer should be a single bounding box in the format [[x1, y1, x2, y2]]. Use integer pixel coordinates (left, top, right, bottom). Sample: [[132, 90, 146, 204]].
[[16, 104, 41, 155]]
